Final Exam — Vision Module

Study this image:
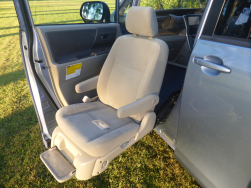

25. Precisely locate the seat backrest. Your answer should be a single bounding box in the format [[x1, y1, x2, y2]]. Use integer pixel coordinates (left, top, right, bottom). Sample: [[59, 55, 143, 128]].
[[97, 6, 168, 121]]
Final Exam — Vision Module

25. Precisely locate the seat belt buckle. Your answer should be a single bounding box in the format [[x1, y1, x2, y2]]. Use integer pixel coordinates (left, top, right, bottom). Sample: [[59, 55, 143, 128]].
[[83, 96, 92, 103], [82, 96, 99, 103]]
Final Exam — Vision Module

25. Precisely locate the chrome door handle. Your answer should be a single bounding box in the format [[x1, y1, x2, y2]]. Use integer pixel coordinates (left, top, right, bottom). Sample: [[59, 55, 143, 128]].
[[193, 57, 231, 73]]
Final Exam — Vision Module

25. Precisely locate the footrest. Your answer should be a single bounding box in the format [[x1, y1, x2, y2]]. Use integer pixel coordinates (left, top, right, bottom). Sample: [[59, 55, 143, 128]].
[[40, 147, 76, 183]]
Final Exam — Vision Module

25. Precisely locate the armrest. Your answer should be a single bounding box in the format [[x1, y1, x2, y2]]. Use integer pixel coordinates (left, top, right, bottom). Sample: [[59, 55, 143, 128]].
[[117, 94, 159, 118], [75, 76, 99, 93]]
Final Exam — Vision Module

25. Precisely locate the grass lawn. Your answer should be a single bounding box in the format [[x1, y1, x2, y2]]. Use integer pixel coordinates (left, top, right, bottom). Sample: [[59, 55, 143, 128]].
[[0, 0, 200, 187]]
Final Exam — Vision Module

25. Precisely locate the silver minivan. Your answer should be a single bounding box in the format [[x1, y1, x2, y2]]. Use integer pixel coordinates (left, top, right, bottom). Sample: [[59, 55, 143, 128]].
[[14, 0, 251, 187]]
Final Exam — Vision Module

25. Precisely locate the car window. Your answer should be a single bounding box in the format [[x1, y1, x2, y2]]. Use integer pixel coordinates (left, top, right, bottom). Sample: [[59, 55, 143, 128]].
[[140, 0, 207, 10], [28, 0, 116, 25], [214, 0, 251, 40], [118, 0, 132, 22]]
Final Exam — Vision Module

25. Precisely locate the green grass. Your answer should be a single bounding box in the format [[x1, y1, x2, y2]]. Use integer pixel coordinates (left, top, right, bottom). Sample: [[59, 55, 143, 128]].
[[0, 0, 200, 187], [28, 0, 116, 25]]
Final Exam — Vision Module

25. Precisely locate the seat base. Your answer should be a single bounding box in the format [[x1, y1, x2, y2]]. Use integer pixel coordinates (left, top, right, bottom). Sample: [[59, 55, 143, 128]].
[[56, 101, 140, 157], [46, 112, 156, 181]]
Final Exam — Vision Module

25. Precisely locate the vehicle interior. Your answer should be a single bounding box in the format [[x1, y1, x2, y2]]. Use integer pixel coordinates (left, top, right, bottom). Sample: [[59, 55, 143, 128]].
[[36, 7, 204, 134], [214, 0, 251, 39], [34, 1, 205, 182]]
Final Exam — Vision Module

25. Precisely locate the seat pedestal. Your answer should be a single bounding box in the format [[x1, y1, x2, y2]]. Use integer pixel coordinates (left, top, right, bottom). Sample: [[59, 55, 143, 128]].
[[42, 112, 156, 182]]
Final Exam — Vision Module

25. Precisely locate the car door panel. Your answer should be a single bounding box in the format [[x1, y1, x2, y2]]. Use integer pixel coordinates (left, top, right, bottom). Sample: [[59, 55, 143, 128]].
[[176, 39, 251, 188], [44, 27, 117, 64], [36, 23, 121, 106], [45, 28, 97, 64]]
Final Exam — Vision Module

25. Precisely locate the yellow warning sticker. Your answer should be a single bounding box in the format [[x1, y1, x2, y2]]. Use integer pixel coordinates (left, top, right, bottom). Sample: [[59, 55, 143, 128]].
[[66, 63, 81, 80]]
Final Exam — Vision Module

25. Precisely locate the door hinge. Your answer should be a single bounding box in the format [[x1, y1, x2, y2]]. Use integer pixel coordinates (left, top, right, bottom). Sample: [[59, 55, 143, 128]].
[[42, 133, 51, 148]]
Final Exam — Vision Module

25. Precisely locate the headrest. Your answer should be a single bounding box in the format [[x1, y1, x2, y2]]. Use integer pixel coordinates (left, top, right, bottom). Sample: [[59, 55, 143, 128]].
[[126, 7, 158, 37]]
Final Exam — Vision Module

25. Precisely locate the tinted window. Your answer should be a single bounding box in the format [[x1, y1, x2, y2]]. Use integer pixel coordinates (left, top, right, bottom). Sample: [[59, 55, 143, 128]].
[[28, 0, 116, 25], [214, 0, 251, 39]]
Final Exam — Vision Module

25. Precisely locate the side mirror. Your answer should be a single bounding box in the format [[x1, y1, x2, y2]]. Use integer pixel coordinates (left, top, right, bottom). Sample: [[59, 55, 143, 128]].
[[80, 1, 110, 23]]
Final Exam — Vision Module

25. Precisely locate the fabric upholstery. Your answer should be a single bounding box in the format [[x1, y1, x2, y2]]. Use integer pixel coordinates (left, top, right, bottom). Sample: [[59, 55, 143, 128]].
[[56, 101, 139, 157], [55, 7, 169, 157], [126, 7, 158, 37], [75, 76, 99, 93], [97, 35, 168, 121], [117, 94, 159, 118]]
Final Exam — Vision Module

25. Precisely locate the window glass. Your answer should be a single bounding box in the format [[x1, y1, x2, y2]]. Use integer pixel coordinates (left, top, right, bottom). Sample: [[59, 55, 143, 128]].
[[140, 0, 207, 10], [214, 0, 251, 39], [28, 0, 116, 25], [119, 0, 132, 22]]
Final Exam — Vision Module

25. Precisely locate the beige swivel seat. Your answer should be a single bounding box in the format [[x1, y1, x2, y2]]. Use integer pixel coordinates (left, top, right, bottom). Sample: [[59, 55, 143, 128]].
[[41, 6, 168, 182]]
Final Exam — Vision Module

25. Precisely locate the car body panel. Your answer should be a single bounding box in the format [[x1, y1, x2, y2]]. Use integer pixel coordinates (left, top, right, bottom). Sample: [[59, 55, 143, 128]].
[[154, 95, 182, 150], [14, 0, 57, 146], [176, 38, 251, 188]]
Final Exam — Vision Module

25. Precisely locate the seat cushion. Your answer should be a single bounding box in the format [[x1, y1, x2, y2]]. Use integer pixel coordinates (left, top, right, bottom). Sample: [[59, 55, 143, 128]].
[[56, 101, 139, 157]]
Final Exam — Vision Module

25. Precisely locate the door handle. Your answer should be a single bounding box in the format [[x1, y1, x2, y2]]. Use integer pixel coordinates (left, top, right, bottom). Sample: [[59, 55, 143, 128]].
[[193, 57, 231, 73], [100, 35, 109, 41]]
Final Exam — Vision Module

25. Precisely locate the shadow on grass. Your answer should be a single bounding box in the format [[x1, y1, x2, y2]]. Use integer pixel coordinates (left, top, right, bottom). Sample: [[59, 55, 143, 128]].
[[0, 15, 18, 19], [37, 19, 83, 25], [0, 69, 26, 86], [0, 105, 41, 186], [0, 12, 16, 15], [0, 105, 38, 144], [85, 173, 111, 187], [0, 11, 79, 19], [32, 12, 80, 17], [0, 32, 19, 38], [34, 9, 79, 13], [32, 11, 79, 16], [0, 26, 19, 30], [0, 105, 38, 169]]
